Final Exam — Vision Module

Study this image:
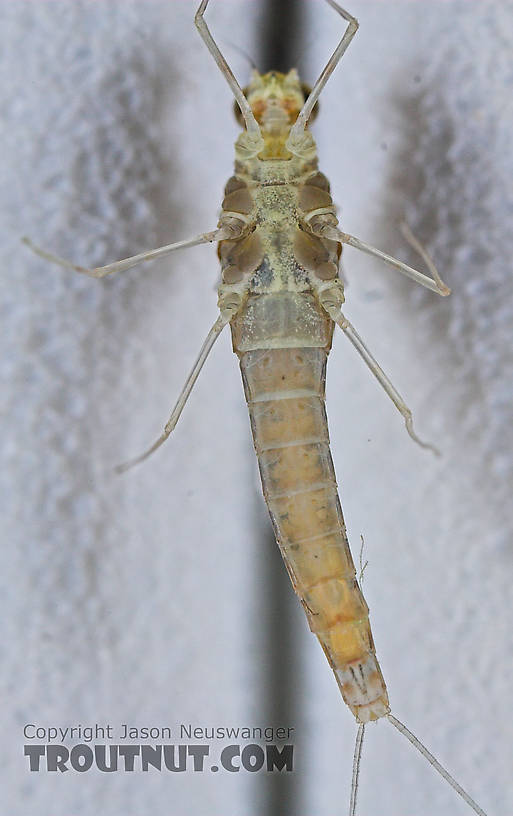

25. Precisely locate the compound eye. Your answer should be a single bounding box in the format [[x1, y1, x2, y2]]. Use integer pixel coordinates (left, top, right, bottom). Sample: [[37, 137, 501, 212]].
[[232, 83, 319, 127]]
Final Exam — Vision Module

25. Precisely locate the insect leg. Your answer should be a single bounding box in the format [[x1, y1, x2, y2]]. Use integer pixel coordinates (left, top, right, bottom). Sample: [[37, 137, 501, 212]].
[[116, 287, 243, 473], [321, 300, 439, 454], [22, 226, 239, 279], [194, 0, 262, 145], [310, 222, 450, 296], [288, 2, 359, 148], [116, 313, 230, 473]]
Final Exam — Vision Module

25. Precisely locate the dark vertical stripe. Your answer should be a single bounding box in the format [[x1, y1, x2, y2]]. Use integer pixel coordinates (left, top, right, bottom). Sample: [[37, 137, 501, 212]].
[[255, 511, 304, 816], [253, 7, 307, 816], [257, 0, 304, 74]]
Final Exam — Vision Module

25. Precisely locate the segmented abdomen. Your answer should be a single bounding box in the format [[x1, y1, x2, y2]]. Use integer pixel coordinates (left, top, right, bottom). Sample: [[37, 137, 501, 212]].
[[231, 292, 390, 723]]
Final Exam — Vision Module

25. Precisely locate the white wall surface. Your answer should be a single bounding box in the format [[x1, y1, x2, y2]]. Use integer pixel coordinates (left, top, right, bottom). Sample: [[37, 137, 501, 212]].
[[2, 1, 511, 815]]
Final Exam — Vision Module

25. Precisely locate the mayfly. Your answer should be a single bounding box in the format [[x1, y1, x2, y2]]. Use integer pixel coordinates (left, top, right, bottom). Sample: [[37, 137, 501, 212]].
[[24, 1, 489, 813]]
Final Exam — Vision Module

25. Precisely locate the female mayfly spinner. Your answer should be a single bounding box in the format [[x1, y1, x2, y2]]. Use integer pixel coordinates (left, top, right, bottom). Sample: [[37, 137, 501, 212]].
[[24, 1, 489, 814]]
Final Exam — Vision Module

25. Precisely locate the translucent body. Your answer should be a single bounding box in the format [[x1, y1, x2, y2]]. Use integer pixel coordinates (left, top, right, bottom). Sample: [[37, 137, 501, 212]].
[[221, 70, 389, 723]]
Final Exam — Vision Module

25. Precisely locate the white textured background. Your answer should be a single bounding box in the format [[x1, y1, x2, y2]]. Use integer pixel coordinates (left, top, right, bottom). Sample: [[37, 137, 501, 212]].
[[2, 1, 511, 815]]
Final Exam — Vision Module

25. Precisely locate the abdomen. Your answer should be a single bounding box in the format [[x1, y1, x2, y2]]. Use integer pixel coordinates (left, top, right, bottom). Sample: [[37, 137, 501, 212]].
[[231, 292, 390, 723]]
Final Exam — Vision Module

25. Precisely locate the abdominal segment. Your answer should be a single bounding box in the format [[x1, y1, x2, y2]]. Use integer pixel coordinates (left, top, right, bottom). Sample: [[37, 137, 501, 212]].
[[236, 331, 390, 723]]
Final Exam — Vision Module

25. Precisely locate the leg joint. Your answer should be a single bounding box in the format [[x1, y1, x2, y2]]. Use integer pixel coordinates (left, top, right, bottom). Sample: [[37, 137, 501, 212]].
[[194, 0, 208, 24]]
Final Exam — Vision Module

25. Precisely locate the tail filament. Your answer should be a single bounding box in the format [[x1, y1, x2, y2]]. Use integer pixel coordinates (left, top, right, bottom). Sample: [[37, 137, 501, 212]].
[[387, 714, 487, 816], [349, 723, 365, 816]]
